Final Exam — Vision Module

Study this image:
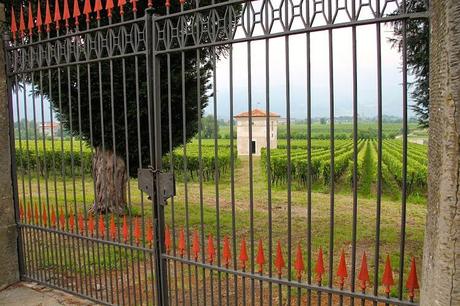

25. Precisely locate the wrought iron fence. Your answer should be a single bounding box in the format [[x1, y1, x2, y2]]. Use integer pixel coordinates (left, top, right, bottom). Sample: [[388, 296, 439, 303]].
[[4, 0, 428, 305]]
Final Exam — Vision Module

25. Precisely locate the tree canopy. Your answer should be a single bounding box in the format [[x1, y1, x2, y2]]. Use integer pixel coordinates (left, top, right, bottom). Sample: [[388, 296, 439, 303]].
[[391, 0, 429, 127]]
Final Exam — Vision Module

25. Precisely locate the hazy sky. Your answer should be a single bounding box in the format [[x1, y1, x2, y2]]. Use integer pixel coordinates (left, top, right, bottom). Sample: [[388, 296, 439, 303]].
[[13, 0, 415, 123]]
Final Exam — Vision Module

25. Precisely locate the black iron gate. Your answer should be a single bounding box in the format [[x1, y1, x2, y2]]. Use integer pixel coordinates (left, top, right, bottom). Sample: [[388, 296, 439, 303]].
[[4, 0, 428, 305]]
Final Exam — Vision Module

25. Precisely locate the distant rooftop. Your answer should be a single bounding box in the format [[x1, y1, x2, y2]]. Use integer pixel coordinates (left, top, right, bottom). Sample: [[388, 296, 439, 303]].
[[234, 108, 280, 118]]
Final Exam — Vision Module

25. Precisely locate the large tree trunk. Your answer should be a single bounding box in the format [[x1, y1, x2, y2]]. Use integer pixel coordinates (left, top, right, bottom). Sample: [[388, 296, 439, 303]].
[[91, 147, 128, 215]]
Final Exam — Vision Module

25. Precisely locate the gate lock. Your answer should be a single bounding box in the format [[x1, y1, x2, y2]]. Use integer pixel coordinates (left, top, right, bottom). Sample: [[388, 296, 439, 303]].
[[138, 167, 176, 205]]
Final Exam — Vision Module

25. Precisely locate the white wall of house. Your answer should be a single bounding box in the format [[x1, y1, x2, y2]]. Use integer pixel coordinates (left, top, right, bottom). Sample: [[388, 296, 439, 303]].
[[235, 116, 278, 156]]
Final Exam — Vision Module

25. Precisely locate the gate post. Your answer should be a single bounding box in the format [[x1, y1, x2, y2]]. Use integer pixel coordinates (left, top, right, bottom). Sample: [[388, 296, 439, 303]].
[[146, 9, 169, 306], [421, 0, 460, 305], [0, 2, 20, 290]]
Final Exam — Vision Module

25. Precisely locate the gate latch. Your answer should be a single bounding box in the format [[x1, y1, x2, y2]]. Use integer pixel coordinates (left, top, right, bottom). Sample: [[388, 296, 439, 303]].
[[138, 167, 175, 204]]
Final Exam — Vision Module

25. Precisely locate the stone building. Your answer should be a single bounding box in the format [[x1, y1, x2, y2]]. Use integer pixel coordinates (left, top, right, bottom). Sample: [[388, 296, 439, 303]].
[[234, 109, 280, 156]]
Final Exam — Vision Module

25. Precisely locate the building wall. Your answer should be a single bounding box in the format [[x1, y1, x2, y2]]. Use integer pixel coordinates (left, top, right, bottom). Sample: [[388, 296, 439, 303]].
[[236, 117, 278, 156]]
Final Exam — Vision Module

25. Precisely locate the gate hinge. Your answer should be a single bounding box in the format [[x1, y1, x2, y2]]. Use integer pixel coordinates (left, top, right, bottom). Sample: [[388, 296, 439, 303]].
[[138, 167, 175, 205]]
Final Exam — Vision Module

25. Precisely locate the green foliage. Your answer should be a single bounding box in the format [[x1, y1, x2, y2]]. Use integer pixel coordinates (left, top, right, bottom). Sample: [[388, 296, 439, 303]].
[[390, 0, 430, 127], [15, 139, 237, 182], [163, 144, 237, 181]]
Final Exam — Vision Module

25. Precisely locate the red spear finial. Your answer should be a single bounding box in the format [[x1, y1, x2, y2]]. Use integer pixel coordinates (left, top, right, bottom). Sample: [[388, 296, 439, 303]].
[[207, 234, 216, 264], [274, 241, 285, 277], [78, 213, 84, 234], [36, 0, 43, 33], [192, 230, 200, 261], [148, 0, 153, 8], [54, 0, 61, 30], [10, 7, 17, 41], [315, 247, 325, 284], [19, 205, 24, 221], [26, 204, 32, 223], [223, 236, 231, 267], [19, 5, 26, 38], [42, 207, 47, 226], [59, 208, 65, 230], [178, 228, 186, 257], [131, 0, 138, 13], [146, 221, 153, 247], [28, 2, 34, 36], [180, 0, 186, 5], [109, 215, 116, 240], [406, 257, 419, 301], [62, 0, 70, 28], [239, 237, 248, 269], [134, 218, 140, 245], [51, 207, 56, 227], [98, 214, 105, 237], [94, 0, 103, 20], [73, 0, 81, 26], [294, 243, 305, 280], [337, 249, 348, 289], [122, 216, 128, 242], [118, 0, 127, 15], [165, 0, 170, 8], [83, 0, 92, 23], [256, 239, 265, 273], [88, 214, 94, 236], [358, 252, 370, 291], [165, 225, 171, 253], [106, 0, 114, 18], [44, 0, 52, 32], [69, 209, 75, 232], [34, 203, 39, 225], [382, 255, 394, 295]]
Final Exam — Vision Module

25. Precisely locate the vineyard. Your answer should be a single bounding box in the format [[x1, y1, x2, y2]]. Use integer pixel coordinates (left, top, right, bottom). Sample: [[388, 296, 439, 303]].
[[15, 137, 427, 198], [261, 139, 428, 197], [15, 139, 236, 181]]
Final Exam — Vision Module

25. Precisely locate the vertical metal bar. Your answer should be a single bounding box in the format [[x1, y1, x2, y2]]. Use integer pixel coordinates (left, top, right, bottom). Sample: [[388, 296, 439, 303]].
[[285, 20, 293, 306], [351, 0, 359, 303], [373, 5, 383, 304], [13, 68, 28, 277], [399, 11, 408, 301], [265, 36, 273, 306], [147, 9, 169, 306], [36, 27, 52, 286], [4, 36, 25, 277], [86, 60, 103, 302], [107, 22, 120, 304], [22, 65, 39, 283], [229, 44, 238, 306], [96, 24, 110, 300], [211, 45, 223, 306], [167, 4, 179, 304], [65, 41, 79, 294], [196, 47, 204, 306], [247, 28, 255, 306], [75, 58, 90, 298], [121, 26, 132, 305], [327, 0, 335, 304], [306, 30, 312, 306]]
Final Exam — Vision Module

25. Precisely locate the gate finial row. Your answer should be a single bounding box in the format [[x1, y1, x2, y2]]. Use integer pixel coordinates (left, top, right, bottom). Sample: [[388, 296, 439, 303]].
[[10, 0, 180, 41]]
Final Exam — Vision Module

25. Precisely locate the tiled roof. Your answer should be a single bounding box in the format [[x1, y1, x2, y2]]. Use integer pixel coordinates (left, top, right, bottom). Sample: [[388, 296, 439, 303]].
[[234, 108, 280, 118]]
